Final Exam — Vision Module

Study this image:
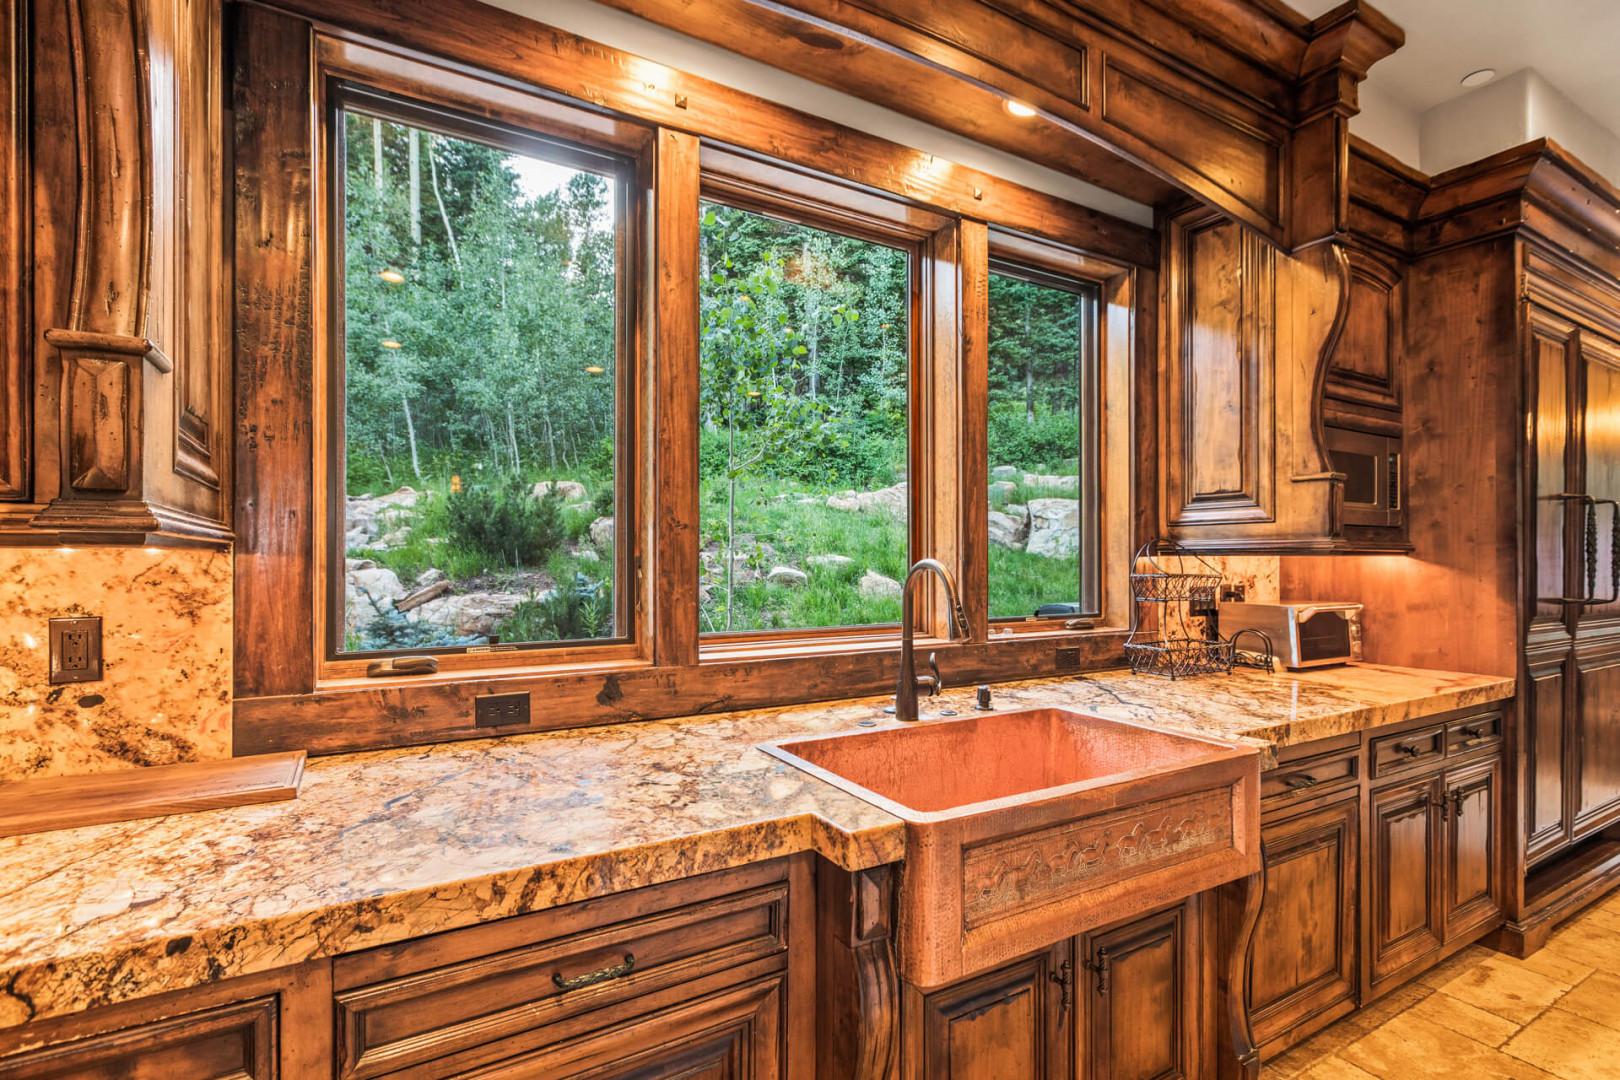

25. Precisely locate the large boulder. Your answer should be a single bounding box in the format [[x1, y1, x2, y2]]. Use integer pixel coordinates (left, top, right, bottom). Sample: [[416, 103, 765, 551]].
[[589, 516, 615, 549], [766, 565, 809, 588], [988, 480, 1018, 503], [533, 479, 589, 503], [345, 486, 420, 549], [1022, 473, 1080, 494], [988, 509, 1029, 549], [344, 566, 407, 633], [806, 553, 854, 571], [990, 464, 1021, 481], [826, 482, 907, 519], [1026, 498, 1081, 558], [409, 591, 533, 638], [859, 570, 902, 600]]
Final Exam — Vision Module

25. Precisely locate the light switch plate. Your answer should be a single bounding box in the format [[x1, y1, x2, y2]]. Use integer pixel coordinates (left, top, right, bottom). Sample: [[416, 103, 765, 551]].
[[49, 616, 102, 684]]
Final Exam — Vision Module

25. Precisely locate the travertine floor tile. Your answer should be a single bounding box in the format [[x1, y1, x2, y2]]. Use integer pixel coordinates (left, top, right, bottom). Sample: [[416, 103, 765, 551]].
[[1502, 1008, 1620, 1080], [1339, 1011, 1559, 1079], [1551, 971, 1620, 1033], [1515, 945, 1596, 990], [1266, 898, 1620, 1080], [1438, 954, 1570, 1024], [1409, 988, 1522, 1048]]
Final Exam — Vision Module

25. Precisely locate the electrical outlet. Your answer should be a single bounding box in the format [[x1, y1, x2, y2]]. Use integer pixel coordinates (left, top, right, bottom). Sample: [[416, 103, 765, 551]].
[[475, 691, 531, 728], [49, 616, 102, 684]]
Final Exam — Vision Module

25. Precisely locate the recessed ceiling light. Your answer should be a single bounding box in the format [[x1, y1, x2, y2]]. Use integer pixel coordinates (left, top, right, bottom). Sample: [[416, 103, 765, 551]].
[[1004, 99, 1038, 118], [1460, 68, 1497, 88]]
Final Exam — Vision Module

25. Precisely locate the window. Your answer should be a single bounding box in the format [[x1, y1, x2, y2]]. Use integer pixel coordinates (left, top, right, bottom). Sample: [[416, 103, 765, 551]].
[[986, 260, 1100, 621], [696, 194, 915, 635], [330, 87, 633, 657]]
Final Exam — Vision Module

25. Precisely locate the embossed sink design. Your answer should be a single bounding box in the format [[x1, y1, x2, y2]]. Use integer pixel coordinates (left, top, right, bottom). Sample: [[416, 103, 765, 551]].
[[762, 707, 1260, 987]]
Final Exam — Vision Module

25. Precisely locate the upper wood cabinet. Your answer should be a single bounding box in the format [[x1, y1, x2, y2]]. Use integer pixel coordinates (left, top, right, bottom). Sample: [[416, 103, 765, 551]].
[[0, 0, 230, 546], [1158, 199, 1409, 554]]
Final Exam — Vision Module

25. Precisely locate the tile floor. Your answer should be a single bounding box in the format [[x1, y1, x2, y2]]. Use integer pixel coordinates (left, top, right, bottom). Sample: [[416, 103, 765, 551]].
[[1265, 890, 1620, 1079]]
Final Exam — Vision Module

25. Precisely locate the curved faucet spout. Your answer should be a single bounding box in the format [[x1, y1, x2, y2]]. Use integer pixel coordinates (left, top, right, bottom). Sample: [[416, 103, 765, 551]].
[[894, 558, 968, 722]]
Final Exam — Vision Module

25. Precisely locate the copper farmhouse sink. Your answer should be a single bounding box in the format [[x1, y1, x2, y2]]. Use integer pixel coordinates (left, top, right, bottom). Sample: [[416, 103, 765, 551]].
[[762, 708, 1261, 988]]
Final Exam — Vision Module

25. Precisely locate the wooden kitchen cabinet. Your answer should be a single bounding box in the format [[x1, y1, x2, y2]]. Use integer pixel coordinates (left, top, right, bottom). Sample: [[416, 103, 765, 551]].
[[1248, 795, 1359, 1056], [904, 942, 1072, 1080], [1077, 900, 1200, 1080], [1444, 758, 1503, 938], [1367, 774, 1445, 986]]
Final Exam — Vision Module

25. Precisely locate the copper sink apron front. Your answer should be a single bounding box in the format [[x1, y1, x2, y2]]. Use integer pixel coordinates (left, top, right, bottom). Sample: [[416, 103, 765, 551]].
[[761, 708, 1262, 988]]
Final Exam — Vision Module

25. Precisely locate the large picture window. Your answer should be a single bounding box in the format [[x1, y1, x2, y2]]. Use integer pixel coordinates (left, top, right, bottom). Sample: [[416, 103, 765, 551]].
[[329, 87, 633, 657], [695, 181, 919, 635], [986, 260, 1100, 621]]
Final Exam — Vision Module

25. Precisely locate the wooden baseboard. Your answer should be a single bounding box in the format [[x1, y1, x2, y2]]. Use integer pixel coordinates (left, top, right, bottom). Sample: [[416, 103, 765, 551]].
[[1489, 837, 1620, 958], [0, 752, 306, 838]]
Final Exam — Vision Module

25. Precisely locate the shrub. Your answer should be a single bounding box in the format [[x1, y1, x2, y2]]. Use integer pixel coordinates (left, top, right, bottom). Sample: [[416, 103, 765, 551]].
[[988, 405, 1077, 472], [494, 574, 612, 642], [444, 476, 567, 571]]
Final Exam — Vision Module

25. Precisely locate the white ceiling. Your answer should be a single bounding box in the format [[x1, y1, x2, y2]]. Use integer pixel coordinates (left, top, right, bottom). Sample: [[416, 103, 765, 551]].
[[1291, 0, 1620, 172]]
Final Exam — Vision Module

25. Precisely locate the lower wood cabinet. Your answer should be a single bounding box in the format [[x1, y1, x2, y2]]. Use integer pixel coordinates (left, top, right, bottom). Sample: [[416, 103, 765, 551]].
[[1368, 755, 1503, 991], [1248, 795, 1359, 1055], [905, 941, 1072, 1080], [1077, 902, 1199, 1080], [904, 899, 1201, 1080]]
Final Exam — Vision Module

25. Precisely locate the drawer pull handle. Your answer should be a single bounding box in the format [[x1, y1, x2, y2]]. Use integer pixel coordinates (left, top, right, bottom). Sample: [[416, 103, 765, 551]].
[[1461, 736, 1492, 748], [1284, 774, 1320, 790], [1393, 741, 1426, 757], [553, 952, 636, 991]]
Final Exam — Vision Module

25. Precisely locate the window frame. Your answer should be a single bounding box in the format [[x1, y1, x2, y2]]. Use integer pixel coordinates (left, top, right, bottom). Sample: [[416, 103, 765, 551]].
[[983, 255, 1103, 624], [694, 145, 954, 655], [229, 4, 1154, 755], [311, 38, 656, 681]]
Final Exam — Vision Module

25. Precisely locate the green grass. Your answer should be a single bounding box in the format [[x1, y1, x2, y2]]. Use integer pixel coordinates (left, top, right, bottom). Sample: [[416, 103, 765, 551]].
[[989, 545, 1079, 620], [699, 476, 908, 633]]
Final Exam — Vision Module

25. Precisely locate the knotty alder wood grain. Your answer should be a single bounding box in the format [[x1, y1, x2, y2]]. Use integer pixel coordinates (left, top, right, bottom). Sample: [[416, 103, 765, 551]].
[[0, 752, 305, 839]]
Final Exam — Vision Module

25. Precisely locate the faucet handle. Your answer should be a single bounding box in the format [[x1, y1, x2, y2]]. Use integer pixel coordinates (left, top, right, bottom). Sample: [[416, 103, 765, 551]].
[[922, 651, 943, 697]]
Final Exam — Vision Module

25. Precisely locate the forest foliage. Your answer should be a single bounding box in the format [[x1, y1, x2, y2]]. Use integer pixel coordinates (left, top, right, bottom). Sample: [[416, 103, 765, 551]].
[[339, 109, 1089, 650]]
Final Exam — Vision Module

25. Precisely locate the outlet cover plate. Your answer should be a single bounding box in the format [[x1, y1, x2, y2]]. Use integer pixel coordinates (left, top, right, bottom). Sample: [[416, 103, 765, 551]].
[[49, 616, 102, 684], [475, 691, 531, 728]]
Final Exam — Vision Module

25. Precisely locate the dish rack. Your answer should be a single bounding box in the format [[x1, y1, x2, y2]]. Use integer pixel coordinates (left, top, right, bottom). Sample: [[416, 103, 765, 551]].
[[1124, 541, 1274, 679]]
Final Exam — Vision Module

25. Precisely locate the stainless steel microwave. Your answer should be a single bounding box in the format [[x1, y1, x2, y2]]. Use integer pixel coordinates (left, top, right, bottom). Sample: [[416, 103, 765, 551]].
[[1217, 601, 1361, 670]]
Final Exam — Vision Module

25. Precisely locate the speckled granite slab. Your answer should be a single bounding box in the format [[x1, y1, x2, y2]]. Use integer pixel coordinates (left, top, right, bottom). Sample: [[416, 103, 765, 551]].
[[0, 661, 1511, 1028]]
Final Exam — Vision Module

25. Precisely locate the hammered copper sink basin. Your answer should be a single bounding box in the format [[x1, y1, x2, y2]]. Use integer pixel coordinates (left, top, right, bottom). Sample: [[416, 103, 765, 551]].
[[762, 707, 1261, 988]]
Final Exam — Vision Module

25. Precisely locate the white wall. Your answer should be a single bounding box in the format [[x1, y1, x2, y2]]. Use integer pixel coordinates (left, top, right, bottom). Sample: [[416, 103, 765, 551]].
[[483, 0, 1153, 225], [1350, 82, 1421, 168]]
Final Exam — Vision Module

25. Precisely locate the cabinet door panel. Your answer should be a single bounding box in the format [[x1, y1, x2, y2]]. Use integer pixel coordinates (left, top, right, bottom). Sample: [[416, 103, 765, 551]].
[[1574, 655, 1620, 836], [1529, 309, 1576, 622], [911, 944, 1070, 1080], [1444, 759, 1502, 938], [1578, 332, 1620, 622], [1369, 777, 1442, 985], [1249, 797, 1358, 1052], [1081, 902, 1195, 1080], [1525, 660, 1570, 864]]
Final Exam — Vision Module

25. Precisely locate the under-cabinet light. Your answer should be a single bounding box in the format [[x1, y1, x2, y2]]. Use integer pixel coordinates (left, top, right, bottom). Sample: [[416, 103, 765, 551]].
[[1004, 99, 1037, 118]]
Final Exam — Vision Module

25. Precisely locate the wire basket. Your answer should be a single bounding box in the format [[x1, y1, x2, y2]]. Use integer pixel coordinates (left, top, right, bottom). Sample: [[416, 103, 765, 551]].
[[1124, 541, 1274, 679], [1130, 543, 1223, 605]]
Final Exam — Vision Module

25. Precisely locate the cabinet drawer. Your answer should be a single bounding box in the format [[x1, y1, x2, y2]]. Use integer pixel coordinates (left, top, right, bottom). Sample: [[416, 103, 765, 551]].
[[0, 998, 277, 1080], [1370, 724, 1445, 777], [1446, 713, 1502, 756], [335, 870, 792, 1079], [1262, 751, 1359, 805]]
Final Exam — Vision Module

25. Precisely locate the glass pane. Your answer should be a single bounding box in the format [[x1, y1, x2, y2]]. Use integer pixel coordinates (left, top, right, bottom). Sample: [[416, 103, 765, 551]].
[[337, 108, 621, 654], [987, 268, 1088, 620], [698, 201, 910, 633]]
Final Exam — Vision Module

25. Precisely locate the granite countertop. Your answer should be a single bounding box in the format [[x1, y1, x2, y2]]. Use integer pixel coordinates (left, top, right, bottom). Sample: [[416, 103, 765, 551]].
[[0, 661, 1512, 1028]]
